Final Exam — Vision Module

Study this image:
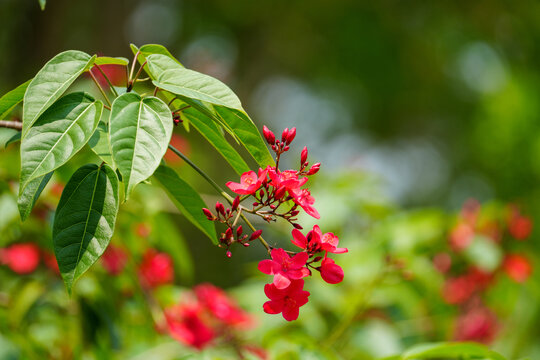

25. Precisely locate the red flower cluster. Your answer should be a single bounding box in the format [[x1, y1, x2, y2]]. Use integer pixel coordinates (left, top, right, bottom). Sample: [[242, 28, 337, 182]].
[[101, 244, 128, 276], [202, 126, 346, 321], [164, 283, 259, 354], [138, 249, 174, 288], [258, 225, 348, 321], [435, 200, 535, 343]]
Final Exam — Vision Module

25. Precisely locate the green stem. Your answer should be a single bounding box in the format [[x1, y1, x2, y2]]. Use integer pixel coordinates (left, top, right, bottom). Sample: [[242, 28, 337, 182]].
[[129, 50, 140, 82], [93, 63, 119, 97], [167, 144, 271, 252], [89, 71, 112, 107]]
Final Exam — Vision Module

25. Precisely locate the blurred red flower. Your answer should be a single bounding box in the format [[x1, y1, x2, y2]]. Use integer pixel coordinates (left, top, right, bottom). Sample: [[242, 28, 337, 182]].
[[455, 306, 498, 344], [0, 243, 40, 274], [165, 303, 214, 350], [139, 249, 174, 288], [503, 254, 532, 283], [101, 245, 128, 276], [194, 283, 253, 328]]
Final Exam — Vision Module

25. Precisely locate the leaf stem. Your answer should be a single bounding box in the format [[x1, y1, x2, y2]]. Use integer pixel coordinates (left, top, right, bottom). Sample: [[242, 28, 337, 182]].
[[132, 60, 148, 85], [129, 50, 141, 83], [93, 64, 119, 97], [89, 71, 112, 107], [0, 120, 22, 131], [167, 144, 271, 252]]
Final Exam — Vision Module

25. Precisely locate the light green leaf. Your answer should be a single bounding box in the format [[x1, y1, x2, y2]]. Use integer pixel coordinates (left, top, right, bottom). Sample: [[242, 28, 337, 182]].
[[94, 57, 129, 66], [22, 50, 95, 137], [0, 128, 19, 149], [182, 108, 250, 175], [53, 164, 119, 293], [38, 0, 46, 10], [402, 342, 507, 360], [215, 106, 274, 168], [19, 92, 103, 194], [0, 79, 31, 119], [154, 68, 243, 110], [18, 172, 53, 221], [153, 164, 217, 244], [146, 54, 184, 79], [130, 43, 182, 66], [109, 93, 173, 199], [88, 122, 114, 166]]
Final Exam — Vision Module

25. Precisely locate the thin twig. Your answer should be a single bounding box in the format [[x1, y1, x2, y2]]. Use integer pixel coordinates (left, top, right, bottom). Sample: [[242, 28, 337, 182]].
[[89, 71, 112, 107], [0, 120, 22, 131], [93, 63, 119, 97]]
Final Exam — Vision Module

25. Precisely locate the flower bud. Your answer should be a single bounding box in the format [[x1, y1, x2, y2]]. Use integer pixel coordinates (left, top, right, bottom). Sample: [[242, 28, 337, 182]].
[[293, 223, 303, 230], [283, 145, 290, 152], [320, 258, 344, 284], [232, 196, 240, 211], [236, 225, 243, 237], [226, 250, 232, 258], [300, 146, 308, 165], [286, 127, 296, 144], [281, 128, 289, 142], [250, 229, 263, 241], [215, 202, 225, 215], [202, 208, 215, 221], [225, 227, 233, 240], [307, 163, 321, 175], [243, 242, 250, 247], [263, 125, 275, 145]]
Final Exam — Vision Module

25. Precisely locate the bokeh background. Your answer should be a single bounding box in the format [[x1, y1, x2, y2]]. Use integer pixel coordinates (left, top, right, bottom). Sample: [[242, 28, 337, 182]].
[[1, 0, 540, 359]]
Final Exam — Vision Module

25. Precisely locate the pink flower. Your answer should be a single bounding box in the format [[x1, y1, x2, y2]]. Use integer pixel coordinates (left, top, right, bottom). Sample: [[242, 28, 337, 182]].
[[0, 243, 40, 274], [101, 245, 128, 276], [503, 254, 532, 283], [194, 283, 253, 328], [263, 279, 310, 321], [442, 275, 475, 305], [165, 303, 214, 350], [138, 249, 174, 288], [268, 168, 307, 192], [454, 306, 498, 344], [226, 168, 268, 195], [291, 225, 347, 254], [289, 188, 320, 219], [320, 257, 344, 284], [258, 248, 309, 289]]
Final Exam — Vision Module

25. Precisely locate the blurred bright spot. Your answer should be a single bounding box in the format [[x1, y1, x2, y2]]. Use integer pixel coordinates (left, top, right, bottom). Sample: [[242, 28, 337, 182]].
[[181, 33, 238, 80], [457, 42, 507, 94], [125, 1, 179, 46]]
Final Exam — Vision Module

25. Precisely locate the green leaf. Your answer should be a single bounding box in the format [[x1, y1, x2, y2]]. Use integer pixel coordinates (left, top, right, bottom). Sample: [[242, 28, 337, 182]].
[[130, 43, 182, 66], [38, 0, 46, 10], [402, 342, 507, 360], [0, 79, 31, 119], [153, 68, 243, 110], [22, 50, 95, 137], [18, 172, 53, 221], [182, 108, 250, 175], [88, 122, 114, 166], [109, 93, 173, 199], [215, 106, 274, 168], [0, 128, 19, 149], [53, 164, 119, 293], [4, 132, 21, 148], [19, 92, 103, 195], [94, 57, 129, 66], [146, 54, 184, 79], [153, 164, 217, 244]]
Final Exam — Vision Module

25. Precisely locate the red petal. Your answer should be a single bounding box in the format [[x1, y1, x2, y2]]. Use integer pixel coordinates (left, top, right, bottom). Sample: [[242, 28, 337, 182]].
[[258, 259, 277, 275], [282, 304, 300, 321], [291, 229, 307, 249], [273, 273, 291, 289], [321, 259, 344, 284], [287, 268, 310, 280], [263, 300, 284, 314], [332, 247, 348, 254], [271, 248, 289, 264], [264, 283, 285, 300], [290, 252, 308, 268]]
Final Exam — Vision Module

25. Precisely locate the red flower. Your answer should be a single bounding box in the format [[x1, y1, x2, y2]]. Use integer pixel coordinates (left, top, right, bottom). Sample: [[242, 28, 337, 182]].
[[258, 248, 309, 289], [442, 276, 476, 305], [164, 134, 191, 164], [226, 169, 268, 195], [291, 225, 347, 254], [0, 243, 40, 274], [268, 168, 307, 192], [433, 252, 452, 273], [165, 303, 214, 350], [135, 222, 151, 238], [449, 223, 474, 251], [139, 249, 174, 288], [320, 257, 344, 284], [503, 254, 532, 283], [508, 215, 533, 240], [455, 306, 498, 344], [289, 188, 320, 219], [263, 279, 310, 321], [194, 283, 253, 328], [101, 245, 128, 276]]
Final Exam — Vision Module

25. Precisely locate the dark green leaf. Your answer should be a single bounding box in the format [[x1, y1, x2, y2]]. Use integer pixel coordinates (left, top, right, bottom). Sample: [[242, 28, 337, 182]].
[[153, 164, 217, 244], [18, 172, 53, 221], [0, 79, 31, 119], [109, 93, 173, 199], [53, 164, 119, 293], [22, 50, 95, 137], [19, 92, 103, 194], [153, 68, 243, 110]]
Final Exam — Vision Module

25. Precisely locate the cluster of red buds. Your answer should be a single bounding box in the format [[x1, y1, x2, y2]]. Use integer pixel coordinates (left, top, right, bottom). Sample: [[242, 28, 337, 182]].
[[434, 199, 534, 343], [202, 126, 347, 321], [162, 283, 265, 357]]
